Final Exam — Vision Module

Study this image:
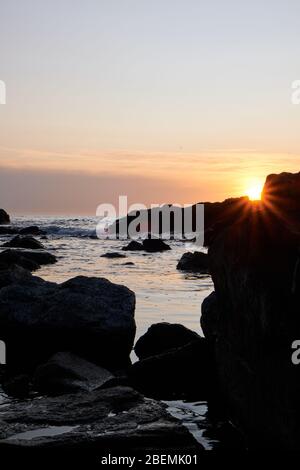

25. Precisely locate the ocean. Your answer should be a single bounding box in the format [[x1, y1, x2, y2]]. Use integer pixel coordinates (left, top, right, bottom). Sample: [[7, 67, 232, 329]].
[[8, 215, 213, 340]]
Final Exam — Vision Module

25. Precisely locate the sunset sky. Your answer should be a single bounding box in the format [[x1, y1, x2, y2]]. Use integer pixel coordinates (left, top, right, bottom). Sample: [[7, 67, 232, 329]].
[[0, 0, 300, 214]]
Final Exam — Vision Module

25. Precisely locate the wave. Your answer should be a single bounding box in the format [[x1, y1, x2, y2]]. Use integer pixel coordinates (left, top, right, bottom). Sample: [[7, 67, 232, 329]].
[[42, 225, 98, 238]]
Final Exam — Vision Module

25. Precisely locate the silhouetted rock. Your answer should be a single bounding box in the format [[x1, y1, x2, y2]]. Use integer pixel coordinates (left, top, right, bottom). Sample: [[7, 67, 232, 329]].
[[19, 226, 46, 236], [201, 291, 220, 340], [111, 197, 253, 247], [100, 252, 126, 259], [33, 352, 116, 395], [0, 265, 32, 289], [204, 183, 300, 449], [3, 235, 45, 250], [177, 251, 209, 272], [0, 227, 19, 235], [262, 171, 300, 231], [122, 240, 143, 251], [0, 273, 136, 371], [134, 323, 201, 360], [0, 249, 57, 271], [0, 209, 10, 225], [129, 339, 216, 400], [142, 238, 171, 252], [0, 386, 202, 455]]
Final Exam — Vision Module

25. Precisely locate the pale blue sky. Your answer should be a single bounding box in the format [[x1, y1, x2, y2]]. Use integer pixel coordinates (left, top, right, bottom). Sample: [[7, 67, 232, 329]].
[[0, 0, 300, 213]]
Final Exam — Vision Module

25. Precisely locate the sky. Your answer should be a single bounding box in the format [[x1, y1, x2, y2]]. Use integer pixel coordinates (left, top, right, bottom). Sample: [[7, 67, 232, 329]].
[[0, 0, 300, 215]]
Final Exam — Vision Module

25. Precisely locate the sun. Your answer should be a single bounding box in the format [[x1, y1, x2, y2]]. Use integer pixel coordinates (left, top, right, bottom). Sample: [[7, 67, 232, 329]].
[[245, 179, 264, 201]]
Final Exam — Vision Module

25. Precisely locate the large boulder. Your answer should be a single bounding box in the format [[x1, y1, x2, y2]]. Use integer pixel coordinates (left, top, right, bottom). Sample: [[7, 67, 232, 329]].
[[33, 352, 116, 395], [204, 191, 300, 449], [0, 386, 202, 458], [134, 323, 201, 360], [0, 209, 10, 225], [0, 249, 57, 271], [129, 338, 216, 400], [177, 251, 209, 273], [3, 236, 45, 250], [0, 272, 136, 371]]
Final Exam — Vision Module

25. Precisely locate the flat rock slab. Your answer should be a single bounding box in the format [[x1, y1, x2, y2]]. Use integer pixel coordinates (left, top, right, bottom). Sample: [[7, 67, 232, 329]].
[[0, 386, 202, 455]]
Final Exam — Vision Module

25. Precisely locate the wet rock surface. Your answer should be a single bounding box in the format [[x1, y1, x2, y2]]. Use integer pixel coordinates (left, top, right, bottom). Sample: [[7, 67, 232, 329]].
[[0, 386, 203, 455]]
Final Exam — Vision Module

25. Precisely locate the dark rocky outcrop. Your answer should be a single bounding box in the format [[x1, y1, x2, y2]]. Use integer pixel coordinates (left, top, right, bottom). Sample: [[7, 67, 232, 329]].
[[100, 252, 126, 259], [33, 352, 116, 395], [129, 338, 216, 400], [0, 386, 202, 456], [202, 172, 300, 449], [3, 235, 45, 250], [110, 197, 253, 247], [177, 251, 209, 273], [122, 240, 143, 251], [0, 249, 57, 271], [0, 271, 136, 371], [0, 209, 10, 225], [19, 226, 46, 236], [142, 238, 171, 252], [134, 323, 201, 360], [0, 227, 19, 235]]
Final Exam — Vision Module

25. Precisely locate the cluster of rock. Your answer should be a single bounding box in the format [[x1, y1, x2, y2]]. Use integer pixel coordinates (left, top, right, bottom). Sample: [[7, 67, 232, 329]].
[[0, 265, 202, 456], [201, 171, 300, 449], [0, 216, 57, 272]]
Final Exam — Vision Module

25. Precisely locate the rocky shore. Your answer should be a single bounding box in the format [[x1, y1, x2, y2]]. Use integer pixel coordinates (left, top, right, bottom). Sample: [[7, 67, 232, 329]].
[[1, 170, 299, 455]]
